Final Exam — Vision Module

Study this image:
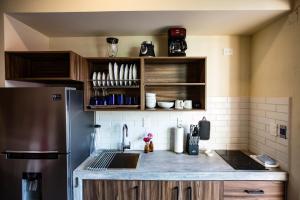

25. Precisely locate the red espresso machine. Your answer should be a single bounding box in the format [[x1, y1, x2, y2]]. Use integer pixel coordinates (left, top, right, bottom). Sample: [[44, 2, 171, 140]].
[[168, 27, 187, 56]]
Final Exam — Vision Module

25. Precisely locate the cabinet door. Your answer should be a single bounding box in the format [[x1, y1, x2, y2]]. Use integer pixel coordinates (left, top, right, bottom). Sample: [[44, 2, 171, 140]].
[[224, 181, 284, 200], [181, 181, 223, 200], [160, 181, 223, 200], [142, 180, 162, 200], [83, 180, 141, 200], [160, 181, 181, 200]]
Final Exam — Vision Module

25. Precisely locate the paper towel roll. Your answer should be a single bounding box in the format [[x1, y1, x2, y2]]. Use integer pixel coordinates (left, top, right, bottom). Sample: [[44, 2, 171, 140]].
[[174, 127, 184, 153]]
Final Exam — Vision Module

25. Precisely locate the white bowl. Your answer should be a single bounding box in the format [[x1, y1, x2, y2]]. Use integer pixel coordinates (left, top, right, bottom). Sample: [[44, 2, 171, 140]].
[[146, 97, 156, 101], [146, 93, 156, 97], [146, 102, 156, 109], [157, 101, 174, 109]]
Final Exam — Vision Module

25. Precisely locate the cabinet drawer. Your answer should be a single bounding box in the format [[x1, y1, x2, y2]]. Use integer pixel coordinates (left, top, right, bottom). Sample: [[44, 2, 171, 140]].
[[224, 181, 284, 200]]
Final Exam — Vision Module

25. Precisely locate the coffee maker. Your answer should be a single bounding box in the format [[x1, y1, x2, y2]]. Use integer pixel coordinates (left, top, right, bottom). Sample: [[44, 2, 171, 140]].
[[168, 27, 187, 56]]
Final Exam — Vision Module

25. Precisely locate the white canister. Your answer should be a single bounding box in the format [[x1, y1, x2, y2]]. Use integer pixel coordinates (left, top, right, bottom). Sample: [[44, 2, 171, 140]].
[[175, 100, 184, 109], [184, 100, 193, 109], [174, 126, 184, 153]]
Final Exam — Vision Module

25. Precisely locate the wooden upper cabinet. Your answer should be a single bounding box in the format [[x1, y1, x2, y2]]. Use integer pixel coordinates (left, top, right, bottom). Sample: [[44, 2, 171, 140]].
[[143, 57, 206, 111], [5, 51, 86, 82], [84, 57, 207, 111]]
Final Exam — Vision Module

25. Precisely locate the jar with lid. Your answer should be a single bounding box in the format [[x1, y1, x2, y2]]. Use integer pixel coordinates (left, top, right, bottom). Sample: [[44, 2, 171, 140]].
[[106, 37, 119, 57]]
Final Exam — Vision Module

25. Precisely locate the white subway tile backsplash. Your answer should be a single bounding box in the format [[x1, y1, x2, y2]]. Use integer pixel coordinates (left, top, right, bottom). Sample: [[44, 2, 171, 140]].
[[207, 97, 228, 103], [250, 97, 266, 103], [228, 97, 249, 103], [250, 110, 266, 117], [256, 103, 276, 111], [249, 97, 290, 170], [228, 102, 249, 109], [266, 97, 289, 105], [95, 97, 250, 152], [94, 96, 290, 171], [266, 111, 289, 121]]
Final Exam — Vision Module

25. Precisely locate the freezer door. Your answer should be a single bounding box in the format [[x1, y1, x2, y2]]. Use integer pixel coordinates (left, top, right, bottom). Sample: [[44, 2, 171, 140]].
[[0, 87, 68, 153], [0, 152, 68, 200]]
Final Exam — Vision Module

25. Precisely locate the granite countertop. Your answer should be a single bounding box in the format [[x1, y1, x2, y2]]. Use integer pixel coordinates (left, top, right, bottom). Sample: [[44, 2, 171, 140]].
[[73, 150, 288, 181]]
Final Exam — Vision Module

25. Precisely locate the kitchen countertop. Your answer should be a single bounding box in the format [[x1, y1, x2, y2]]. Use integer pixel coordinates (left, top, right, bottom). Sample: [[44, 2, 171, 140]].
[[73, 150, 287, 181]]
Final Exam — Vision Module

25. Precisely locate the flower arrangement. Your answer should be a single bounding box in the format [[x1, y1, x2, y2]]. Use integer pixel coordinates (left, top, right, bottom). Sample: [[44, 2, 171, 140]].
[[143, 133, 154, 153], [143, 133, 153, 143]]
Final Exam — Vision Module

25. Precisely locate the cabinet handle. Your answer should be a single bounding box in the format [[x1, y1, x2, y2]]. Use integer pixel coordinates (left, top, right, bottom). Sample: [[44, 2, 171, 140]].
[[244, 189, 264, 195], [174, 186, 179, 200], [134, 186, 139, 200], [187, 186, 192, 200]]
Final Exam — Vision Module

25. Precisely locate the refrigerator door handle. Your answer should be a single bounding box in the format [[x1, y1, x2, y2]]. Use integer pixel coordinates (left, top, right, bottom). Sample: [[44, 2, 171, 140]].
[[2, 150, 67, 160]]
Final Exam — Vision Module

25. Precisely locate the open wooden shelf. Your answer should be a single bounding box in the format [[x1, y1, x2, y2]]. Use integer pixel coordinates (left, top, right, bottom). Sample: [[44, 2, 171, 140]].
[[145, 108, 205, 112], [5, 51, 85, 81], [84, 57, 206, 111], [144, 83, 205, 86], [84, 58, 142, 111], [4, 51, 206, 112]]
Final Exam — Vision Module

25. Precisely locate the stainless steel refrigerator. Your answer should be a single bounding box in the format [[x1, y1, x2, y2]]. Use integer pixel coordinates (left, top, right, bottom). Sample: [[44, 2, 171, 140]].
[[0, 87, 94, 200]]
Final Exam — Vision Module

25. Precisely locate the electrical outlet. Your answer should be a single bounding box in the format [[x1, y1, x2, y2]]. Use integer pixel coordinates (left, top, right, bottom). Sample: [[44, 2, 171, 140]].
[[177, 117, 183, 127], [223, 48, 233, 56], [278, 124, 288, 139], [142, 117, 150, 128]]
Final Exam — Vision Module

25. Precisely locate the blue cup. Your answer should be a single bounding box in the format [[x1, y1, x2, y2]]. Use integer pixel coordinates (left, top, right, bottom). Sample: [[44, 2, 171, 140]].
[[117, 94, 124, 105], [125, 96, 132, 105], [97, 97, 106, 105], [89, 96, 97, 105], [106, 94, 116, 105], [131, 96, 139, 105]]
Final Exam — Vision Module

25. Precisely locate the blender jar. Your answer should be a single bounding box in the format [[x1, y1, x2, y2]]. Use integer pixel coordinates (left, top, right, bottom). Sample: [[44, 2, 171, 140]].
[[106, 37, 119, 57]]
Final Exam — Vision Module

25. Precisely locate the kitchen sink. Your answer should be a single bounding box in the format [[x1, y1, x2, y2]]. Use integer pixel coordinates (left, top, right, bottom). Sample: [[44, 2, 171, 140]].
[[86, 151, 140, 170], [108, 153, 140, 169]]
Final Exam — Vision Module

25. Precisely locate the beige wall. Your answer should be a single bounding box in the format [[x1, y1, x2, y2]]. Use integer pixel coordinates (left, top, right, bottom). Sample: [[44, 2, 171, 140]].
[[0, 14, 49, 85], [4, 14, 49, 51], [251, 10, 300, 200], [50, 35, 251, 97]]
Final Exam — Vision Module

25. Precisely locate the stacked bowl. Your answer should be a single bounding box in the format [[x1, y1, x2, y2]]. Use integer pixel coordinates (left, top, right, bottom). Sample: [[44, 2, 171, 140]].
[[146, 93, 156, 108]]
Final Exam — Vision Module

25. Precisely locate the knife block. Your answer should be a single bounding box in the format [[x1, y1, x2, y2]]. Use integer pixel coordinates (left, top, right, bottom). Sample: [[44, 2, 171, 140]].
[[186, 134, 200, 155]]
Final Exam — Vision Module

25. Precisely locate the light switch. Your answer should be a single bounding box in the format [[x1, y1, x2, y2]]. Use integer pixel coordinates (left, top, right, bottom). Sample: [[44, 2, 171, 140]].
[[223, 48, 233, 56], [269, 122, 277, 136]]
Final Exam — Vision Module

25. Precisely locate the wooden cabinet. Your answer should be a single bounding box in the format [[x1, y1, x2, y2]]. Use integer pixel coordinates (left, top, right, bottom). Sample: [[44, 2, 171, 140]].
[[224, 181, 285, 200], [83, 180, 142, 200], [83, 180, 221, 200], [143, 57, 206, 111], [84, 57, 142, 111], [5, 51, 85, 82], [83, 180, 285, 200], [142, 181, 162, 200], [160, 181, 222, 200], [84, 57, 206, 111], [4, 52, 206, 111]]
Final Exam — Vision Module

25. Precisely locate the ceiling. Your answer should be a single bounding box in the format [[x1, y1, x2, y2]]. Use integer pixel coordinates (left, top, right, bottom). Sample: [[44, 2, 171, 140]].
[[9, 10, 288, 37]]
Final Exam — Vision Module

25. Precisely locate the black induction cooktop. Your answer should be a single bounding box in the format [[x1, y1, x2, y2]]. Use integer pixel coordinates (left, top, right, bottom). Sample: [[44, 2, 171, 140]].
[[216, 150, 266, 170]]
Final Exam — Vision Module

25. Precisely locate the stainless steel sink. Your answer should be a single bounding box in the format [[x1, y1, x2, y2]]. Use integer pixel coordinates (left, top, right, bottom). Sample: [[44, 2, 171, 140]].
[[86, 150, 140, 170], [108, 153, 140, 169]]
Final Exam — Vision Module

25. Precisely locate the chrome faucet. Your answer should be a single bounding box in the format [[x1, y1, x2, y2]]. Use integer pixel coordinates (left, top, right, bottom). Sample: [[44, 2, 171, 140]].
[[122, 124, 131, 152]]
